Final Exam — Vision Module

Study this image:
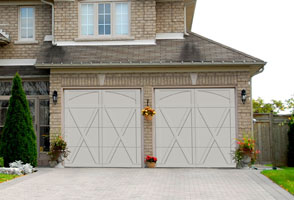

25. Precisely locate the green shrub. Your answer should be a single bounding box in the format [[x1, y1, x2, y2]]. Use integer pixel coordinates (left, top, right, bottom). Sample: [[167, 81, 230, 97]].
[[288, 116, 294, 166], [0, 73, 37, 167], [0, 157, 3, 167]]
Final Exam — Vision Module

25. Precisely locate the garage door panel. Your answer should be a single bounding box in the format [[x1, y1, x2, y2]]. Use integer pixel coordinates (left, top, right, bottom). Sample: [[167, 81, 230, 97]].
[[196, 89, 234, 107], [102, 127, 140, 147], [156, 147, 193, 167], [196, 108, 232, 128], [156, 127, 193, 148], [102, 147, 141, 166], [102, 108, 138, 128], [155, 89, 193, 107], [157, 108, 192, 128], [195, 147, 234, 166], [65, 146, 100, 166], [155, 88, 236, 168], [102, 90, 140, 107], [65, 91, 99, 108], [65, 108, 99, 128], [65, 127, 99, 147], [64, 89, 141, 167], [196, 128, 234, 148]]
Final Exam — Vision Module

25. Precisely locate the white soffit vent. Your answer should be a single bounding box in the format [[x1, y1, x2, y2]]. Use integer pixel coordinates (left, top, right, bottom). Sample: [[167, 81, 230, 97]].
[[156, 33, 184, 40], [0, 59, 36, 66]]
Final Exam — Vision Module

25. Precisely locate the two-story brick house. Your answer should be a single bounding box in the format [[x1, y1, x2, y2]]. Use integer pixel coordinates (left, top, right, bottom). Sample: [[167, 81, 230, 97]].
[[0, 0, 265, 167]]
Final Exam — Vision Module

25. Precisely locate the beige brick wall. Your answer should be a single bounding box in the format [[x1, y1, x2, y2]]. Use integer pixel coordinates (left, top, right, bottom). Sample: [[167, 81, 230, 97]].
[[54, 1, 78, 41], [50, 71, 252, 158], [156, 1, 184, 33], [0, 4, 52, 59]]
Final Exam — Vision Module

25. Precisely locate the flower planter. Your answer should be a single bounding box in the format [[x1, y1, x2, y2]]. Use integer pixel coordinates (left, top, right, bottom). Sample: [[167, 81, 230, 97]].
[[146, 162, 156, 168], [241, 154, 251, 168], [144, 115, 153, 121]]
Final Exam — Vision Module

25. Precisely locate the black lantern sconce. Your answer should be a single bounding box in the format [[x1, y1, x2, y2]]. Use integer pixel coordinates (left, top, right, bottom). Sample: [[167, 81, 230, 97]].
[[52, 90, 58, 104], [241, 89, 246, 104]]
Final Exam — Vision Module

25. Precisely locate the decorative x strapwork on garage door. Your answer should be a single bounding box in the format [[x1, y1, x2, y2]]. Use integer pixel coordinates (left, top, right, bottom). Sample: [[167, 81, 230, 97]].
[[64, 89, 142, 167], [155, 89, 236, 168]]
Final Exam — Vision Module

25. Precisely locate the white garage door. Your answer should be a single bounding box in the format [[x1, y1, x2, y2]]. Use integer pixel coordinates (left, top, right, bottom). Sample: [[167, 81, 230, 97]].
[[64, 89, 142, 167], [155, 88, 236, 167]]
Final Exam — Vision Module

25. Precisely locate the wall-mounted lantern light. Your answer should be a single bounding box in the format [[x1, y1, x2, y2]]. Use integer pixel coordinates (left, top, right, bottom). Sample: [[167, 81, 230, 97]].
[[52, 90, 58, 104], [241, 89, 246, 104]]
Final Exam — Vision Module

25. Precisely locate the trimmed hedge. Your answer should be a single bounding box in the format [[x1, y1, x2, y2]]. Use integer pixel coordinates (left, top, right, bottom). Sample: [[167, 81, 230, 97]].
[[0, 73, 37, 167]]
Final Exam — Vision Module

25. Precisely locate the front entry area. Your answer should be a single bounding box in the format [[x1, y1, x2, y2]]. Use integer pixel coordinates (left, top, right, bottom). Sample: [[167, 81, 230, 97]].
[[64, 89, 142, 167], [155, 88, 236, 167]]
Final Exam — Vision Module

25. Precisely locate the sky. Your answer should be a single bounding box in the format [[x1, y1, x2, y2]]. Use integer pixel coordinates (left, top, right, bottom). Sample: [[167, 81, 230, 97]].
[[192, 0, 294, 106]]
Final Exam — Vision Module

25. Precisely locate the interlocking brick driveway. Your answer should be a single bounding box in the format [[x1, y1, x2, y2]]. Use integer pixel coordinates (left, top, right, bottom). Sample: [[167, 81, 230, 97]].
[[0, 168, 293, 200]]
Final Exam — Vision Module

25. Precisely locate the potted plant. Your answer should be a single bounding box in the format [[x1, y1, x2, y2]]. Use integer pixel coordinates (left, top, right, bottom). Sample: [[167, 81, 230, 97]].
[[145, 155, 157, 168], [141, 106, 156, 121], [48, 136, 70, 168], [233, 134, 260, 168]]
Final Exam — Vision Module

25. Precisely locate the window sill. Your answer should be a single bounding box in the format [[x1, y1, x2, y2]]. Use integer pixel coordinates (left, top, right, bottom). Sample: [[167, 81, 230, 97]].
[[14, 40, 38, 45], [74, 36, 135, 42]]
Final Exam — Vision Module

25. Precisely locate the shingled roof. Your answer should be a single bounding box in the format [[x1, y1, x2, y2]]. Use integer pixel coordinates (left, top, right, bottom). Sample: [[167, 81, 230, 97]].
[[36, 32, 265, 67]]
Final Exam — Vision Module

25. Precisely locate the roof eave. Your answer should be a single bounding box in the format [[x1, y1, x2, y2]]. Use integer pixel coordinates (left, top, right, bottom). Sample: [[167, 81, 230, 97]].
[[36, 61, 266, 69]]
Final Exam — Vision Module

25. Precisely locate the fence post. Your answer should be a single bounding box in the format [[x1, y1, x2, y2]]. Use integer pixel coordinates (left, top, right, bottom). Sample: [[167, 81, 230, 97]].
[[269, 112, 276, 168]]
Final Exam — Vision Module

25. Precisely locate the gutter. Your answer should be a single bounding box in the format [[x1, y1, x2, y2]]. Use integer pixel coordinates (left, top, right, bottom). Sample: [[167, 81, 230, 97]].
[[251, 64, 265, 77], [41, 0, 56, 45], [35, 61, 267, 69]]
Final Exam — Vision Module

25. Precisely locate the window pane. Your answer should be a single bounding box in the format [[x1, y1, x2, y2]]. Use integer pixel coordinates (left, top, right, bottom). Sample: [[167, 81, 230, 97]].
[[115, 3, 129, 35], [98, 4, 111, 35], [27, 8, 34, 17], [20, 7, 34, 39], [27, 29, 33, 38], [40, 126, 50, 152], [105, 15, 111, 24], [99, 15, 104, 24], [98, 4, 104, 14], [81, 4, 94, 36], [20, 8, 27, 17], [105, 4, 111, 13], [105, 25, 111, 35], [99, 25, 104, 35], [21, 28, 27, 38]]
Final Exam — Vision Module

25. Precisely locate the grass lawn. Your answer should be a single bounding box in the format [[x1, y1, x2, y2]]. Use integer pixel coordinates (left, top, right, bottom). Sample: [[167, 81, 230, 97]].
[[261, 167, 294, 195], [0, 174, 20, 183]]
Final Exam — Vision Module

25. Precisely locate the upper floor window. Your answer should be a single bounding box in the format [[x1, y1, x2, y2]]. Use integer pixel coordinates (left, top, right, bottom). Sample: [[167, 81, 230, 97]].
[[19, 7, 35, 41], [80, 2, 130, 38]]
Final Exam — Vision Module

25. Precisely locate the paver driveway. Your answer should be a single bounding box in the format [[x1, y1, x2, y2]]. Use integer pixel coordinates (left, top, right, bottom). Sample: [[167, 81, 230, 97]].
[[0, 168, 293, 200]]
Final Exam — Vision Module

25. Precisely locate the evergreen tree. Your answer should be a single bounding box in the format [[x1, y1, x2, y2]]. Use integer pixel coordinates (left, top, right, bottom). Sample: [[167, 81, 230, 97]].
[[0, 73, 37, 167], [288, 116, 294, 166]]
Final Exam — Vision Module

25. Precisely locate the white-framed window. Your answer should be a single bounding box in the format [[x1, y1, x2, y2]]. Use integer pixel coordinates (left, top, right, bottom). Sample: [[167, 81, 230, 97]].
[[79, 1, 130, 38], [19, 7, 35, 41]]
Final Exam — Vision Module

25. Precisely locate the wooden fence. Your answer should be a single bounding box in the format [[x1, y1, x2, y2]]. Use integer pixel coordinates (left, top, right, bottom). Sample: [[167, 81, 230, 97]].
[[253, 113, 290, 166]]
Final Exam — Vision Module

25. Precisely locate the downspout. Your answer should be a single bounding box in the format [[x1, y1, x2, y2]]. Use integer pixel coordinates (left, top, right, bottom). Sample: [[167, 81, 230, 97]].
[[41, 0, 56, 45]]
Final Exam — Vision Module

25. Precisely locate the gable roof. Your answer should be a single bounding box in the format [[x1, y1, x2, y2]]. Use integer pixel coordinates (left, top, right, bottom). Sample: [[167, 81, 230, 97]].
[[36, 32, 265, 69]]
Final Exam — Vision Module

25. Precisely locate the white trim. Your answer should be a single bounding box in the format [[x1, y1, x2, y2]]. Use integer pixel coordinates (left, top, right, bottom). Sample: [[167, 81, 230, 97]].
[[44, 35, 53, 42], [0, 59, 36, 66], [0, 29, 9, 39], [55, 39, 156, 46], [14, 40, 38, 44], [156, 33, 184, 40]]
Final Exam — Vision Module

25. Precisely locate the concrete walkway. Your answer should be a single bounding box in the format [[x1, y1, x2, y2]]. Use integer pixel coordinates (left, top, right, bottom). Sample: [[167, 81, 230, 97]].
[[0, 168, 293, 200]]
